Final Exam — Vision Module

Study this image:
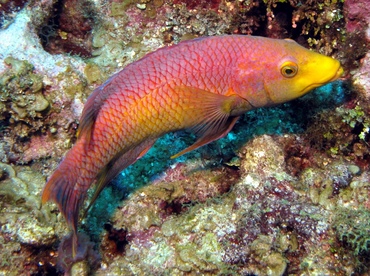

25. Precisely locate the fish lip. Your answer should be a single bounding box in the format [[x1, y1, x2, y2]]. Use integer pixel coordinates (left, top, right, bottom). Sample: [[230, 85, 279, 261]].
[[301, 65, 344, 94], [329, 65, 344, 82]]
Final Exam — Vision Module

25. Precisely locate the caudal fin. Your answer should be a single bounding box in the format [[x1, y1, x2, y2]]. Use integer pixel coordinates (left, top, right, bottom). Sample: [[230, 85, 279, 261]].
[[42, 142, 88, 256]]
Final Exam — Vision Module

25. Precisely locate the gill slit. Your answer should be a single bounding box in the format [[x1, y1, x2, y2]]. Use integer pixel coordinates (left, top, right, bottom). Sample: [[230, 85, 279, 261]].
[[263, 78, 274, 105]]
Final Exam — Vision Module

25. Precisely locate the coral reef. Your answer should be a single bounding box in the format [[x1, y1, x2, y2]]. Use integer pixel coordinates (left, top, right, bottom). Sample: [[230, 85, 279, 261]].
[[38, 0, 96, 57], [0, 163, 67, 275], [0, 0, 370, 275], [0, 0, 29, 29], [57, 232, 100, 274], [333, 205, 370, 255], [0, 57, 49, 127]]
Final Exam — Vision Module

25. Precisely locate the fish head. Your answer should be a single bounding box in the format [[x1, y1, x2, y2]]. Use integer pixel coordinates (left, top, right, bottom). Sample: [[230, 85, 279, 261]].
[[234, 38, 343, 108], [263, 39, 343, 105]]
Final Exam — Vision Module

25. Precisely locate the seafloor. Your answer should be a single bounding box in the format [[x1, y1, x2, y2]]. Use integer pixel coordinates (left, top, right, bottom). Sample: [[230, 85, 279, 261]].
[[0, 0, 370, 275]]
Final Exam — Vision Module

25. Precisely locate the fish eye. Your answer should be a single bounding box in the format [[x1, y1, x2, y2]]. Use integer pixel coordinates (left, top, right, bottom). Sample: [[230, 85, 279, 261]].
[[280, 61, 298, 78]]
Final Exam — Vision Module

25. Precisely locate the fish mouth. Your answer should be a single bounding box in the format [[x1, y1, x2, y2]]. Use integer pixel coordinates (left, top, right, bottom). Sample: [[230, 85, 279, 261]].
[[329, 65, 344, 82], [301, 65, 344, 95]]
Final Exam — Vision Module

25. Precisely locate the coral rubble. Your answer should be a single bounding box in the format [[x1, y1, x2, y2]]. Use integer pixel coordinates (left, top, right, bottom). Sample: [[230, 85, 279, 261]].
[[0, 0, 370, 275]]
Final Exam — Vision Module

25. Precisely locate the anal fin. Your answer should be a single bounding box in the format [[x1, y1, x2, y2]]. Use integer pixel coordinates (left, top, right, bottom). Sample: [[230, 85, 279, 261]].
[[83, 138, 157, 217]]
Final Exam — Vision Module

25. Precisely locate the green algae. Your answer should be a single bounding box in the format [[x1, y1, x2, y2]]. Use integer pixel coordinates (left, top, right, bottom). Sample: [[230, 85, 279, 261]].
[[160, 195, 237, 273], [55, 64, 87, 99], [0, 236, 23, 275], [332, 171, 370, 256], [333, 207, 370, 255], [250, 235, 288, 275], [0, 164, 62, 244], [103, 186, 238, 274], [84, 62, 104, 84], [176, 232, 223, 272], [336, 104, 370, 140], [111, 1, 132, 17], [143, 240, 174, 268], [0, 163, 70, 274], [0, 57, 49, 120], [111, 0, 165, 19], [300, 162, 355, 210]]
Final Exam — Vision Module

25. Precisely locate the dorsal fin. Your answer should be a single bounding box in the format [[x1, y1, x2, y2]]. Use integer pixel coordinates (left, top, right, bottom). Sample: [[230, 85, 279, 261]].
[[78, 78, 118, 145]]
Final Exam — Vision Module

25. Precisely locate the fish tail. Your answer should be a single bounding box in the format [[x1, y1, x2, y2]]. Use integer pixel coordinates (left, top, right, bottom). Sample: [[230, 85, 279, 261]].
[[42, 140, 88, 256]]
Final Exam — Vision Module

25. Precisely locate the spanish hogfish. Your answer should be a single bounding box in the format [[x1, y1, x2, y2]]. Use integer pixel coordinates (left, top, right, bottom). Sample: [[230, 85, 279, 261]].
[[42, 35, 343, 255]]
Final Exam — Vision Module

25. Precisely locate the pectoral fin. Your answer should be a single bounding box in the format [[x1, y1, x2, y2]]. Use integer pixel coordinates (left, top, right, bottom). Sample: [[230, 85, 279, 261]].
[[170, 86, 248, 159], [171, 116, 240, 158]]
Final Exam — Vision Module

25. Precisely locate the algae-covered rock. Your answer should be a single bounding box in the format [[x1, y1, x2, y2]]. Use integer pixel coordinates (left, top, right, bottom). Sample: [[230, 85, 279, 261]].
[[84, 63, 104, 84], [0, 163, 69, 274], [239, 135, 289, 179], [0, 164, 67, 245], [99, 189, 237, 275], [1, 57, 49, 120], [0, 56, 53, 164], [333, 206, 370, 255]]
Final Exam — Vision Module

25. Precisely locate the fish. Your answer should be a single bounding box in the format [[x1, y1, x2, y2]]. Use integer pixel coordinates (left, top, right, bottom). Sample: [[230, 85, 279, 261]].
[[42, 35, 343, 255]]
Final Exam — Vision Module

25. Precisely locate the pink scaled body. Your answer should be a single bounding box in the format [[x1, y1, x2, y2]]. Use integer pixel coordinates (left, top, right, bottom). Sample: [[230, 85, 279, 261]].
[[42, 35, 343, 255]]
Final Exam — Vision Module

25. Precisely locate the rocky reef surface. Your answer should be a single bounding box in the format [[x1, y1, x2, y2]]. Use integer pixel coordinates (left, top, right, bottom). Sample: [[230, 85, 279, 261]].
[[0, 0, 370, 275]]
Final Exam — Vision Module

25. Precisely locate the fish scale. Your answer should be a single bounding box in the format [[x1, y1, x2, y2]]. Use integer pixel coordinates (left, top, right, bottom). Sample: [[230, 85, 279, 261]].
[[42, 35, 343, 257]]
